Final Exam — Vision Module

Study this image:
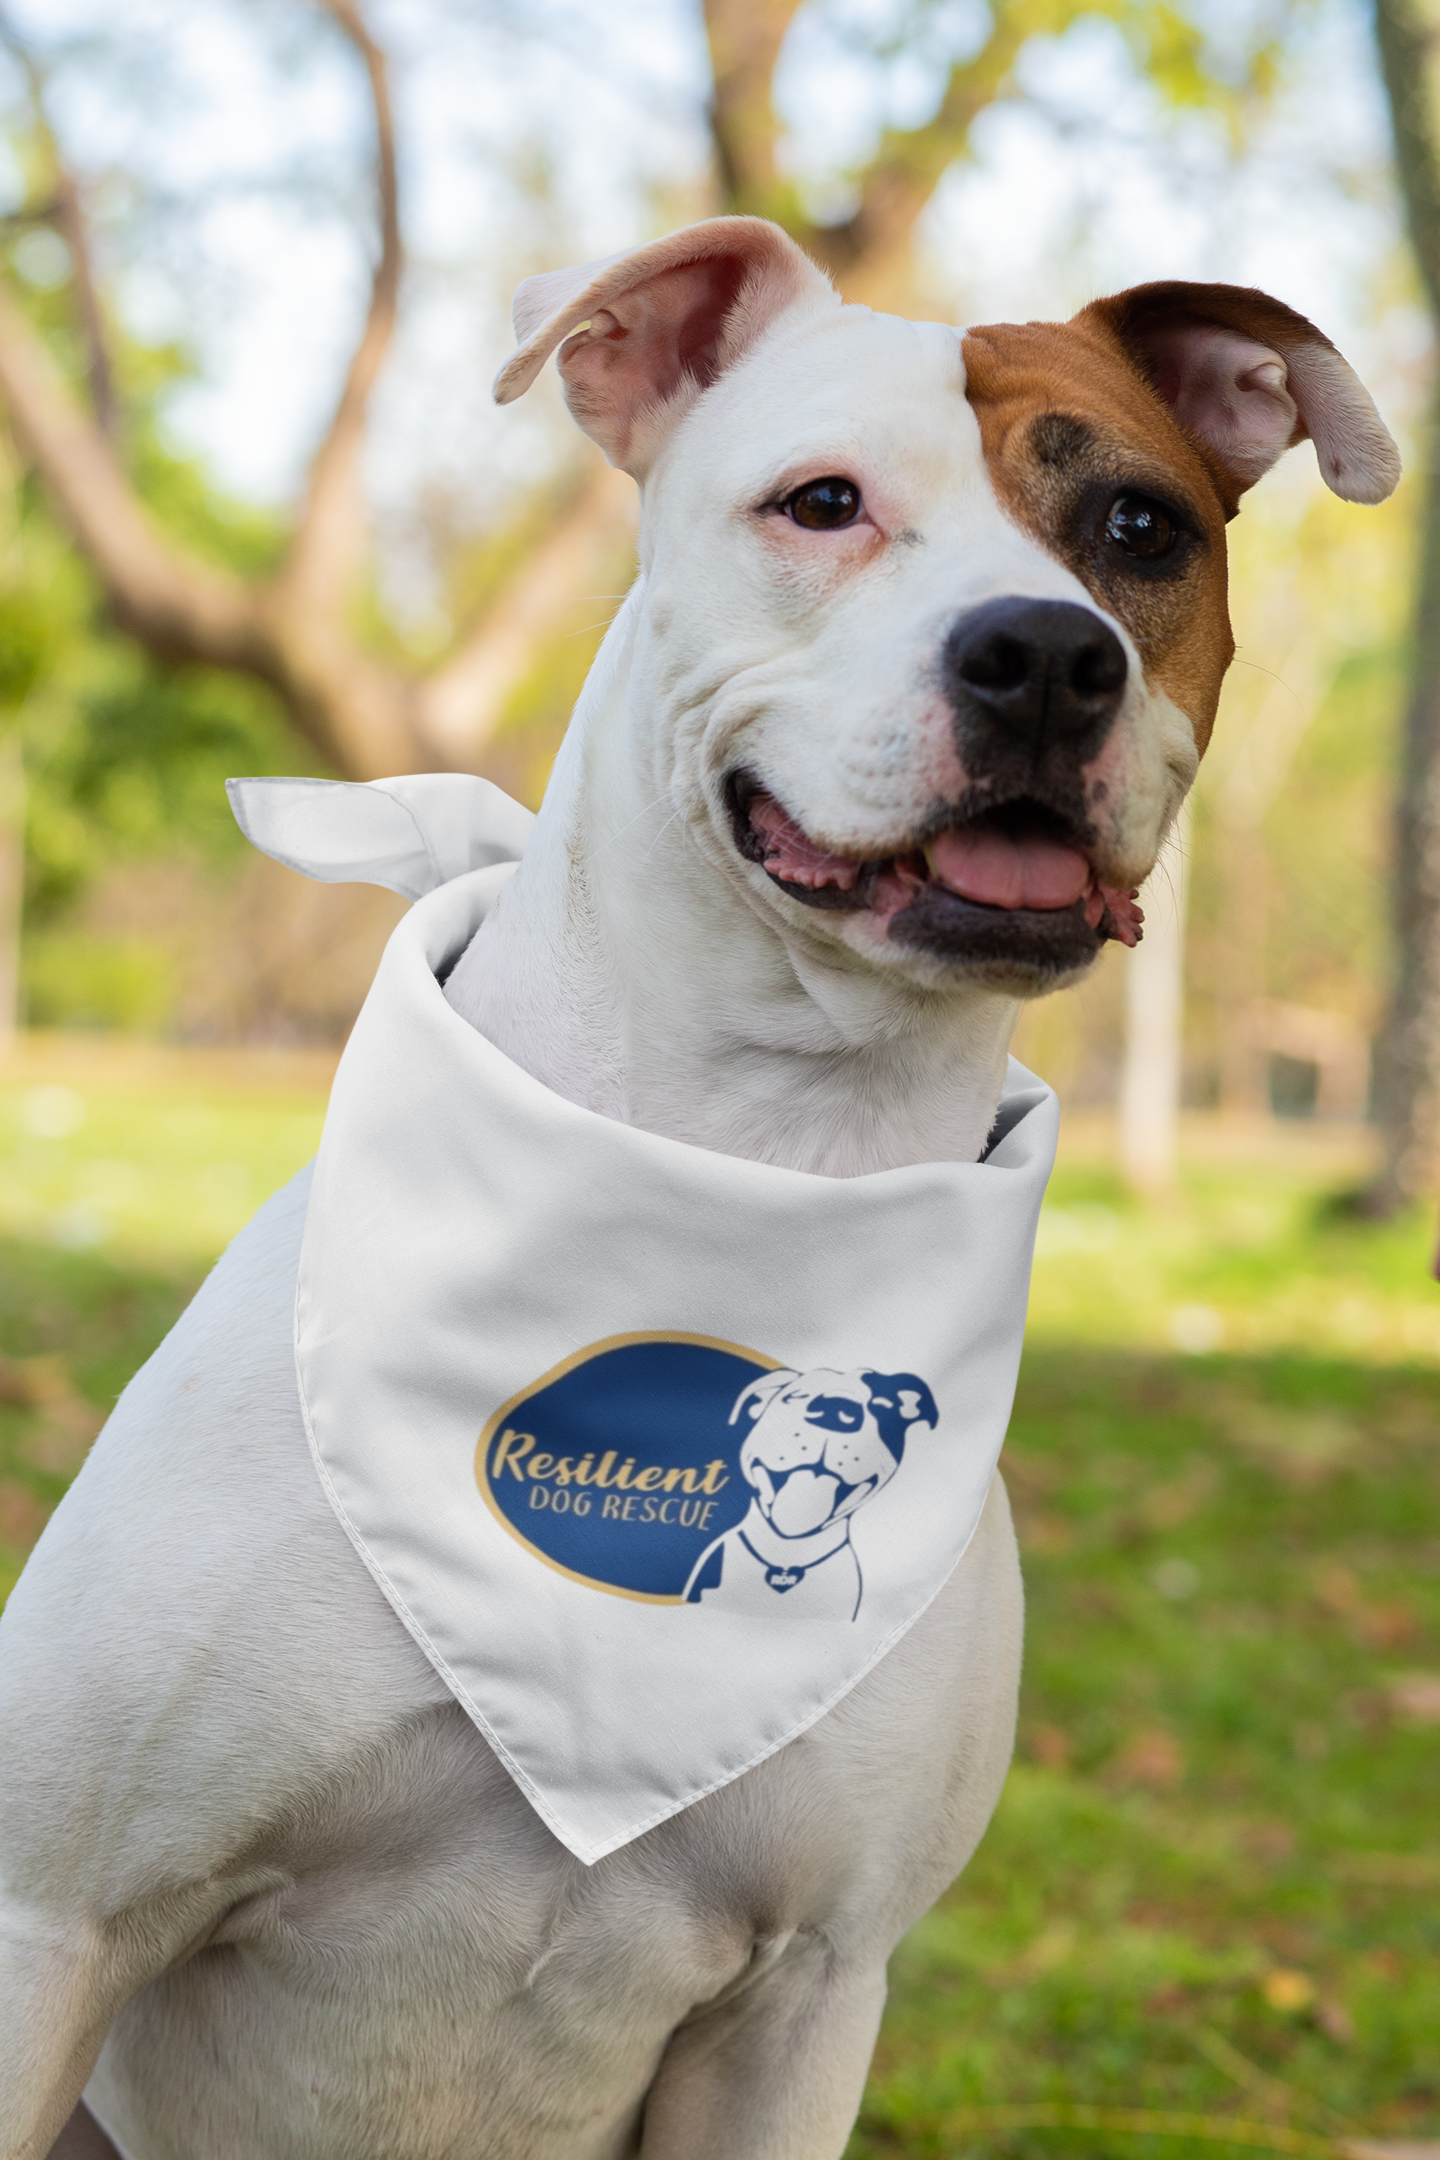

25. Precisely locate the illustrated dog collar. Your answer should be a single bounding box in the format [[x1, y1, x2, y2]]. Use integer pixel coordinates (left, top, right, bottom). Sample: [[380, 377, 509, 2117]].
[[232, 775, 1059, 1864]]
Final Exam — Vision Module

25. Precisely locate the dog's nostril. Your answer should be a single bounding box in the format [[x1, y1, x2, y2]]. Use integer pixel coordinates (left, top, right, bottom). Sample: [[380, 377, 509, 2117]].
[[1071, 636, 1127, 699], [958, 632, 1029, 693]]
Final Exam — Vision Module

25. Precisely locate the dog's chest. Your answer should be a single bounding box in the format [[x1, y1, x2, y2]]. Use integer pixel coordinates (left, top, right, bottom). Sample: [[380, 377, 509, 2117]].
[[92, 1701, 856, 2160], [49, 1171, 1022, 2160]]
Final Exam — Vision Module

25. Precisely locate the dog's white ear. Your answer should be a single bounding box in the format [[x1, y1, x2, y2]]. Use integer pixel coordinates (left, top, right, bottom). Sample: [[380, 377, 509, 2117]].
[[1080, 282, 1400, 506], [729, 1370, 799, 1426], [493, 217, 834, 476]]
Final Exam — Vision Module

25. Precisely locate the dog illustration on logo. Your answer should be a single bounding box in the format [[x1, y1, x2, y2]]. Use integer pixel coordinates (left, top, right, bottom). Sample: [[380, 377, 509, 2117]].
[[684, 1367, 938, 1620]]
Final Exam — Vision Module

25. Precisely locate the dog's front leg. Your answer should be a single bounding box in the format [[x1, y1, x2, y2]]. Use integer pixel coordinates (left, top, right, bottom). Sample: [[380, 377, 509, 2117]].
[[638, 1937, 887, 2160], [0, 1904, 155, 2160]]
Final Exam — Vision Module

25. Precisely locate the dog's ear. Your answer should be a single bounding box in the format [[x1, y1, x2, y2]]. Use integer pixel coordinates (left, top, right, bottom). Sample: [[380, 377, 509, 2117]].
[[729, 1369, 798, 1427], [860, 1372, 938, 1461], [1077, 282, 1399, 508], [493, 217, 834, 476]]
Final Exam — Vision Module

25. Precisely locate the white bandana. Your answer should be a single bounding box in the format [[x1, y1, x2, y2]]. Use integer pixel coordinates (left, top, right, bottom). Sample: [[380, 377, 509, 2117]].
[[230, 775, 1059, 1864]]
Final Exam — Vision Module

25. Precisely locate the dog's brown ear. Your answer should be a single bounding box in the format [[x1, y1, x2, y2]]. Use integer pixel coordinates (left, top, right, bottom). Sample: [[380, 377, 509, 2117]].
[[493, 217, 834, 476], [1078, 282, 1400, 507]]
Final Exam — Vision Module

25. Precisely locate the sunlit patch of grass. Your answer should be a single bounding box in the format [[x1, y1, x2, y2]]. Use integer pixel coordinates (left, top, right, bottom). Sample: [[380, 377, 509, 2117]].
[[0, 1036, 329, 1599], [1029, 1133, 1440, 1364], [0, 1040, 329, 1266]]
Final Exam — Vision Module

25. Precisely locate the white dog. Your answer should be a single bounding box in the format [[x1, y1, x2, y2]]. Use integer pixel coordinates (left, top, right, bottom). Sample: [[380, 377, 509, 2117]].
[[0, 216, 1396, 2160], [685, 1368, 938, 1619]]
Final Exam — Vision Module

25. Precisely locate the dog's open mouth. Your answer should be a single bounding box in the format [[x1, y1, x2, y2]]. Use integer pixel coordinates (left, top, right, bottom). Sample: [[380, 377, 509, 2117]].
[[730, 778, 1143, 975]]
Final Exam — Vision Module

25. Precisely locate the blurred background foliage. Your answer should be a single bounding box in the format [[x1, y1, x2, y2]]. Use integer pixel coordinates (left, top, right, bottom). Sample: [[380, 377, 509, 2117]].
[[0, 0, 1424, 1111]]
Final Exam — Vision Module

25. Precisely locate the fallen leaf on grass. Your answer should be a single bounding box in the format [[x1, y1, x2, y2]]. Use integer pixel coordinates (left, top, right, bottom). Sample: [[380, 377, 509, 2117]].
[[1315, 2000, 1356, 2046], [1359, 1603, 1416, 1652], [1018, 1512, 1074, 1555], [1013, 1920, 1077, 1978], [1263, 1968, 1316, 2013], [1315, 1567, 1417, 1652], [1243, 1822, 1297, 1865], [0, 1482, 50, 1549], [1112, 1728, 1184, 1791], [1342, 2144, 1440, 2160], [0, 1354, 103, 1475], [998, 1445, 1054, 1499], [1316, 1563, 1364, 1616], [1028, 1724, 1072, 1769], [1144, 1980, 1190, 2016], [1387, 1672, 1440, 1723]]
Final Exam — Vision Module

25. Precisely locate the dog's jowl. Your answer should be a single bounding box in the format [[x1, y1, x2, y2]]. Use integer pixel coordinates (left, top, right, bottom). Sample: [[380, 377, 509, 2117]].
[[0, 218, 1397, 2160]]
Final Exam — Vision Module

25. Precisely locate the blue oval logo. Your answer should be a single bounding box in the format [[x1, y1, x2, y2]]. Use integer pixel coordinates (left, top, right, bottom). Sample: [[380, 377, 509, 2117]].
[[476, 1335, 940, 1617], [476, 1335, 772, 1602]]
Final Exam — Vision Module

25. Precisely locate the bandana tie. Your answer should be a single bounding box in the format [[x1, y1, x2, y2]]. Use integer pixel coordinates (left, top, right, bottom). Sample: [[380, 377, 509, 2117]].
[[231, 775, 1059, 1864]]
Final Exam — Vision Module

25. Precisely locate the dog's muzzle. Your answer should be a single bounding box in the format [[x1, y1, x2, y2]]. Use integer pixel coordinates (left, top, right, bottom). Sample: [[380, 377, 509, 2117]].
[[728, 594, 1144, 985]]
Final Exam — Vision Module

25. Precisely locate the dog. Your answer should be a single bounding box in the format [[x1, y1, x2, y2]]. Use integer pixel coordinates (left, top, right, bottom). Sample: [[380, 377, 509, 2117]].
[[0, 215, 1396, 2160], [684, 1368, 938, 1619]]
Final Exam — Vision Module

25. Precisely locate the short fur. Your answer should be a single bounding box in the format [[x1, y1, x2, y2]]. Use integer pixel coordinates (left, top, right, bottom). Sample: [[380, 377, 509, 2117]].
[[0, 218, 1395, 2160]]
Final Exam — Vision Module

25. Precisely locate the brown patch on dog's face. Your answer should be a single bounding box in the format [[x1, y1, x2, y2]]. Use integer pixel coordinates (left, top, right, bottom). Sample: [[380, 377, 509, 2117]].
[[962, 313, 1236, 753]]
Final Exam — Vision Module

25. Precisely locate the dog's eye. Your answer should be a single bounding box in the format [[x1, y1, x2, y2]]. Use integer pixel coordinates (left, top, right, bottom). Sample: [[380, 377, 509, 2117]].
[[1105, 493, 1176, 560], [785, 477, 862, 530]]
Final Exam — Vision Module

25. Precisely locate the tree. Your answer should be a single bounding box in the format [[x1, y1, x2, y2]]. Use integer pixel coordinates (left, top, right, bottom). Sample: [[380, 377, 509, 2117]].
[[0, 1, 632, 783], [0, 0, 1256, 787], [1371, 0, 1440, 1211]]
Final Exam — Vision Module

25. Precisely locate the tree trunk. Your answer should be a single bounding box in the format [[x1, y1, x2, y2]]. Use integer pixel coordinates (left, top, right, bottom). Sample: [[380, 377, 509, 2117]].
[[1372, 0, 1440, 1209], [0, 724, 23, 1053], [1370, 374, 1440, 1205], [1216, 806, 1270, 1119]]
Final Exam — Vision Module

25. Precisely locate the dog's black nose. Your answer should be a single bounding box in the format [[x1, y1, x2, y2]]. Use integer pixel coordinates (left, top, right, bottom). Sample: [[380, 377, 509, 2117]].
[[943, 597, 1127, 754]]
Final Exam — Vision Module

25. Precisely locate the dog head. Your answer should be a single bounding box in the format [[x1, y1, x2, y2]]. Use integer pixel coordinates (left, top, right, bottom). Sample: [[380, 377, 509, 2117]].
[[496, 217, 1397, 996], [728, 1366, 938, 1540]]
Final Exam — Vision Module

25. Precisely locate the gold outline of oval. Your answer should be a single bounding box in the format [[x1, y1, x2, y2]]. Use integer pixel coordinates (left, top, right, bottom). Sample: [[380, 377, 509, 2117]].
[[474, 1331, 782, 1604]]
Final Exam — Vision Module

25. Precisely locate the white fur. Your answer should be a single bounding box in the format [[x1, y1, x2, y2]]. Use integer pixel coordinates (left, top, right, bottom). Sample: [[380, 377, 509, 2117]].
[[0, 1174, 1022, 2159], [2, 239, 1245, 2160], [448, 301, 1190, 1174]]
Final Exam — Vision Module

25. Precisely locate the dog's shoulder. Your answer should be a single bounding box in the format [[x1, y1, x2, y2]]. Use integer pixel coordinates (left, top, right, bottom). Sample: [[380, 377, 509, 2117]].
[[0, 1168, 447, 1907]]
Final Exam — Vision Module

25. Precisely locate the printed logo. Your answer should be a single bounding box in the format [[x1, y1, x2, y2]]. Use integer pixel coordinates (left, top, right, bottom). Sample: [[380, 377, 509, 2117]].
[[476, 1334, 938, 1619]]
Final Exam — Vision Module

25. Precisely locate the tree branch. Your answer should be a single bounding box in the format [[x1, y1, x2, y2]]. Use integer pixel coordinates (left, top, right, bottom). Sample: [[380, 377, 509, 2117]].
[[0, 1, 444, 780], [51, 165, 117, 441], [0, 271, 434, 776], [277, 0, 403, 621], [0, 278, 253, 663], [1374, 0, 1440, 323], [0, 10, 118, 438], [803, 12, 1031, 288], [702, 0, 808, 221], [419, 463, 635, 763]]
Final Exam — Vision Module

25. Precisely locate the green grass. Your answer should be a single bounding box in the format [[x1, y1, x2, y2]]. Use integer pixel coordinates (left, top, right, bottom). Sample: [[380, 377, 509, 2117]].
[[0, 1039, 329, 1598], [852, 1149, 1440, 2159], [0, 1045, 1436, 2154]]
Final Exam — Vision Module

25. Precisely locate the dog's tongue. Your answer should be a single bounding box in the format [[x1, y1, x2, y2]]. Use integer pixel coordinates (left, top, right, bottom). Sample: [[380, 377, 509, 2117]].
[[926, 827, 1091, 912]]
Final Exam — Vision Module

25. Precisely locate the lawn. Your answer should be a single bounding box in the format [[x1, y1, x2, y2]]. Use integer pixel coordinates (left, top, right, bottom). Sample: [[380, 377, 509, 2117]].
[[0, 1037, 1436, 2159]]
